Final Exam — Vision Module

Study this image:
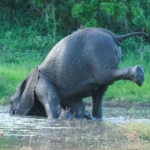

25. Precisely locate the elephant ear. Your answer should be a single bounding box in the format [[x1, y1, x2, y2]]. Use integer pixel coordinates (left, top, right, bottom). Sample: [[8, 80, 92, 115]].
[[17, 67, 39, 115]]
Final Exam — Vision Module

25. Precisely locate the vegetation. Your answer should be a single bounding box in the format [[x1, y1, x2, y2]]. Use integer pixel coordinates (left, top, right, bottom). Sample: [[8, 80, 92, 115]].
[[0, 0, 150, 104]]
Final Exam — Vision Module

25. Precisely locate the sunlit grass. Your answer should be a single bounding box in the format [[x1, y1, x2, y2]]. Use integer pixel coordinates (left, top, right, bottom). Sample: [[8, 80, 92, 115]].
[[0, 61, 41, 105], [125, 121, 150, 140], [0, 26, 50, 104], [0, 63, 30, 104], [105, 73, 150, 102], [105, 51, 150, 102]]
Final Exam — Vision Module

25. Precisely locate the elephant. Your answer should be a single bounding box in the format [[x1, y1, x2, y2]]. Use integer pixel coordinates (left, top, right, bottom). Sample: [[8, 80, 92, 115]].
[[9, 67, 93, 119], [9, 27, 149, 119]]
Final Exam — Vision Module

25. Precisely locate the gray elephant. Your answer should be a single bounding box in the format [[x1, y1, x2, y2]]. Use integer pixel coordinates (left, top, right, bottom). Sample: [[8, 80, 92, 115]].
[[9, 68, 92, 119], [9, 27, 149, 119]]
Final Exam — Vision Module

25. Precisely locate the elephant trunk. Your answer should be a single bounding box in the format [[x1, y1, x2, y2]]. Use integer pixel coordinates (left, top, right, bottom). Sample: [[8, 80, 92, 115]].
[[118, 32, 150, 43]]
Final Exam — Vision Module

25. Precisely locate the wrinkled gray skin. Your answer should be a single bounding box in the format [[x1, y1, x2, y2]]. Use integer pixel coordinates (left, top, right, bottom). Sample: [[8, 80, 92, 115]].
[[9, 27, 149, 119], [9, 68, 92, 119]]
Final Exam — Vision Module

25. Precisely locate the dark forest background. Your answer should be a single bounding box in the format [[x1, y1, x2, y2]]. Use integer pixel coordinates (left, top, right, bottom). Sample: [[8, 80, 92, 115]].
[[1, 0, 150, 45]]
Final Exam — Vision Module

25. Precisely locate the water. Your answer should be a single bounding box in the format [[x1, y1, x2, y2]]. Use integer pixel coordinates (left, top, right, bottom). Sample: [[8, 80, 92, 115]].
[[0, 104, 150, 150]]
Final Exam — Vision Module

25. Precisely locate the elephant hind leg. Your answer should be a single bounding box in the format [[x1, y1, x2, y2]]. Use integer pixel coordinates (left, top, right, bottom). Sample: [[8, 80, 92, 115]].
[[35, 77, 61, 119], [92, 86, 108, 119], [113, 65, 144, 86]]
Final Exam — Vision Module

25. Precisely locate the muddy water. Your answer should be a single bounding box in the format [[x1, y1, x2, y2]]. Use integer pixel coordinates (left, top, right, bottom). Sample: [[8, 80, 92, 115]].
[[0, 104, 150, 150]]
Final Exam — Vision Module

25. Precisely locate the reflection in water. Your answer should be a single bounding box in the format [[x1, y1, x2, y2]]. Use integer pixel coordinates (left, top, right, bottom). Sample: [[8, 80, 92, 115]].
[[0, 105, 150, 150]]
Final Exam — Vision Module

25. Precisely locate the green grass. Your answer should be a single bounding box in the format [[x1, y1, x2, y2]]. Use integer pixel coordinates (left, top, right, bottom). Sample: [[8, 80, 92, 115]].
[[105, 73, 150, 102], [0, 63, 36, 105], [0, 26, 150, 105], [125, 121, 150, 141], [0, 25, 52, 105], [105, 52, 150, 102]]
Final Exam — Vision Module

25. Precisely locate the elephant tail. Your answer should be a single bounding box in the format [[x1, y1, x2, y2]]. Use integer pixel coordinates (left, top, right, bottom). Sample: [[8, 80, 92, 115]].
[[118, 32, 150, 43]]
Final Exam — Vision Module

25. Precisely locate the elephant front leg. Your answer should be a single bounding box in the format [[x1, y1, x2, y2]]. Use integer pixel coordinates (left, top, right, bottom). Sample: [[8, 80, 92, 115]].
[[113, 65, 144, 86], [92, 86, 108, 119], [35, 78, 61, 119]]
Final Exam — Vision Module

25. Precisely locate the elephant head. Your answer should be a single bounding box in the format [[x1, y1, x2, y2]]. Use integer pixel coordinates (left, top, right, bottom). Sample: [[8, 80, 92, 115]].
[[9, 68, 39, 115]]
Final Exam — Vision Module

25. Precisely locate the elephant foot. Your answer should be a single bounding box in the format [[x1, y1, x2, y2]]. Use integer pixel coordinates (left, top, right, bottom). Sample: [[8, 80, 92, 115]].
[[132, 65, 144, 86], [84, 110, 94, 120]]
